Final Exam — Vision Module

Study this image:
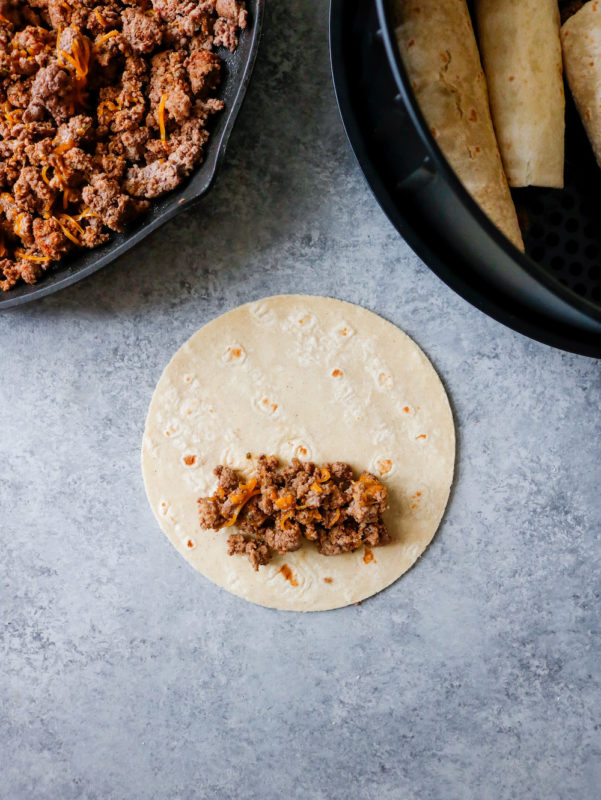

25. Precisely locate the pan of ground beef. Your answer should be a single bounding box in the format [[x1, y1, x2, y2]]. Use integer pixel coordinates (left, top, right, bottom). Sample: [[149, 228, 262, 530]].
[[198, 455, 391, 570], [0, 0, 263, 307]]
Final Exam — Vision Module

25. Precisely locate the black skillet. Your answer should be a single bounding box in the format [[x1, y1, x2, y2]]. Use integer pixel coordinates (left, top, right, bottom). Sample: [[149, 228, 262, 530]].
[[0, 0, 264, 310], [330, 0, 601, 357]]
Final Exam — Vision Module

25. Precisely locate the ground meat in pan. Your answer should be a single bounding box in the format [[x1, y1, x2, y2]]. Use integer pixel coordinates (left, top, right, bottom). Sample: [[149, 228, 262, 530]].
[[0, 0, 247, 291], [198, 456, 391, 571]]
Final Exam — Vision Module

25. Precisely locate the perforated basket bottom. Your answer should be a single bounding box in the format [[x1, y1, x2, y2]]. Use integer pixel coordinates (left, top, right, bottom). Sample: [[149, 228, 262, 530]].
[[519, 161, 601, 308]]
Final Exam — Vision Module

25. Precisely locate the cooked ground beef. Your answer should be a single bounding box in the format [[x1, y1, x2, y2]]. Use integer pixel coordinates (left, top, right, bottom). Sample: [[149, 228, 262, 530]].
[[0, 0, 247, 291], [198, 455, 391, 571]]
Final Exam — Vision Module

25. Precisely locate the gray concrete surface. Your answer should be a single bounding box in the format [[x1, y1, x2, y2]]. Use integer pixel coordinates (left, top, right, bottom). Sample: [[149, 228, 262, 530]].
[[2, 2, 601, 799]]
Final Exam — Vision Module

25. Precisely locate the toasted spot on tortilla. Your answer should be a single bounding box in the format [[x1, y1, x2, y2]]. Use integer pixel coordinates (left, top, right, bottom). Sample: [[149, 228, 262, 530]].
[[279, 564, 298, 587], [377, 459, 392, 475]]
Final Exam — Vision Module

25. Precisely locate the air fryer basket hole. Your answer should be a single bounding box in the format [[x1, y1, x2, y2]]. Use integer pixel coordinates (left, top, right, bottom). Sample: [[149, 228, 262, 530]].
[[565, 218, 579, 234], [531, 245, 546, 262]]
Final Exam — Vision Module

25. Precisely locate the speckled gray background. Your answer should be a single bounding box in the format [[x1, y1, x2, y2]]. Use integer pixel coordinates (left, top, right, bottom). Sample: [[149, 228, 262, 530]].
[[2, 3, 601, 799]]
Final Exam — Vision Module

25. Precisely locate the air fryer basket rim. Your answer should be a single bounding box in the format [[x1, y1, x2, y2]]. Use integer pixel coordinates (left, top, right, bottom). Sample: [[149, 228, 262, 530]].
[[375, 0, 601, 326], [329, 0, 601, 357]]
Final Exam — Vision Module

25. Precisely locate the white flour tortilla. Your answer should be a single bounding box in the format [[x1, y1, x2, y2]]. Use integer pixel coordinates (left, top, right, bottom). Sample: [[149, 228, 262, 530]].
[[393, 0, 525, 250], [476, 0, 565, 188], [141, 296, 455, 611], [562, 1, 601, 169]]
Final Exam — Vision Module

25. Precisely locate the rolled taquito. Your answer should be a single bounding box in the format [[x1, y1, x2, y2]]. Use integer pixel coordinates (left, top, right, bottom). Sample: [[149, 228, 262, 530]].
[[393, 0, 524, 251], [562, 1, 601, 169], [475, 0, 565, 189]]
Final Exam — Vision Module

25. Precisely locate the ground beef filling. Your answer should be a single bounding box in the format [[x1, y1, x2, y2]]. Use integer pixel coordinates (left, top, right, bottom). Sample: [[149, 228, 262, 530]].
[[0, 0, 247, 291], [198, 455, 391, 571]]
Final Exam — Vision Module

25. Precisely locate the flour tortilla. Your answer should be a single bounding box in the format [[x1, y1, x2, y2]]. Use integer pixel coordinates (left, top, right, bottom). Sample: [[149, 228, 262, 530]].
[[393, 0, 525, 250], [476, 0, 565, 188], [562, 1, 601, 169], [141, 296, 455, 611]]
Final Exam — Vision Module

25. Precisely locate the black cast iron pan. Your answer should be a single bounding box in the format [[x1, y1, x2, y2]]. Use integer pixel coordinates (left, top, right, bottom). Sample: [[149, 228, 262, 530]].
[[330, 0, 601, 357], [0, 0, 264, 310]]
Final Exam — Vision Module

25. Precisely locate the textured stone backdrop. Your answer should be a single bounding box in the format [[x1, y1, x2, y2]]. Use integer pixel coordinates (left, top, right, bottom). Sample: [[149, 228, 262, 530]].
[[1, 2, 600, 799]]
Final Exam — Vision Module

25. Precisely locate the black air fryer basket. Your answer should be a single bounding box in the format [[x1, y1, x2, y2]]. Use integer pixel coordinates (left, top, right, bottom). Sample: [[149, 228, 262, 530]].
[[330, 0, 601, 357]]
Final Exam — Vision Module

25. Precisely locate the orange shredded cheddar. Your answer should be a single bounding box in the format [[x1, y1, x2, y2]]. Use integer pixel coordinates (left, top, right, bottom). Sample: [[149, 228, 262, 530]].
[[96, 30, 119, 47], [62, 189, 70, 209], [75, 207, 100, 221], [224, 507, 242, 527], [158, 93, 168, 142], [15, 249, 51, 261], [229, 478, 258, 505], [223, 478, 260, 525], [310, 482, 323, 494], [0, 235, 6, 258], [58, 213, 84, 236], [275, 494, 294, 510], [317, 468, 330, 483], [330, 509, 340, 526], [94, 8, 107, 27], [56, 25, 62, 63], [41, 165, 52, 186], [97, 99, 119, 116], [13, 212, 26, 236], [0, 12, 11, 24], [54, 140, 74, 155], [280, 510, 295, 530], [56, 218, 82, 246]]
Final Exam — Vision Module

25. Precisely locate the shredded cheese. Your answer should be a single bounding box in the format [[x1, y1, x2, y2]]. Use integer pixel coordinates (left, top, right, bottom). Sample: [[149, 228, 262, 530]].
[[96, 30, 119, 47], [75, 207, 101, 221], [280, 510, 294, 530], [54, 139, 74, 155], [158, 93, 168, 143], [13, 212, 26, 237], [94, 8, 107, 27], [15, 249, 51, 262], [275, 494, 294, 510], [55, 217, 82, 246], [57, 213, 84, 236]]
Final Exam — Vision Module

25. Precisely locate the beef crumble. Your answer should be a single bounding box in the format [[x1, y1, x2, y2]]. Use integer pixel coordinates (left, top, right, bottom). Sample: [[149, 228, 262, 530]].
[[198, 455, 391, 571], [0, 0, 247, 291]]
